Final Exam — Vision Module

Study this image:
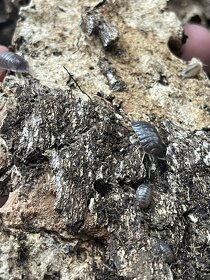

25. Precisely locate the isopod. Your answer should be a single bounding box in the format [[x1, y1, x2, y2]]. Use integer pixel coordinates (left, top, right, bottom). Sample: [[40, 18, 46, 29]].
[[158, 241, 174, 264], [136, 184, 152, 209], [0, 52, 30, 73], [131, 121, 165, 159], [182, 59, 203, 79]]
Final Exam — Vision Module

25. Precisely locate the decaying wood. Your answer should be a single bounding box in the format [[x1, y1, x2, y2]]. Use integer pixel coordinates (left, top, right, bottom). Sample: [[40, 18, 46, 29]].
[[0, 77, 209, 279], [0, 0, 210, 279]]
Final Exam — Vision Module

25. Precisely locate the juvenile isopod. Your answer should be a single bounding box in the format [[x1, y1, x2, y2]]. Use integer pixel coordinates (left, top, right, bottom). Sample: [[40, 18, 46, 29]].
[[0, 51, 30, 73], [182, 59, 203, 79], [158, 240, 174, 264], [136, 184, 153, 209], [131, 121, 165, 159]]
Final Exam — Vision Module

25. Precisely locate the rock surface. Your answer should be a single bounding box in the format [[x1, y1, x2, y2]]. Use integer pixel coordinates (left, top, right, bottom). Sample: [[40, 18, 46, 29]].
[[0, 0, 210, 279]]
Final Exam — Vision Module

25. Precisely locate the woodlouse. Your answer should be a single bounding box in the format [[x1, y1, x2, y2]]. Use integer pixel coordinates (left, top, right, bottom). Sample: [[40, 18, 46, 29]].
[[0, 52, 30, 73], [136, 184, 153, 209], [158, 241, 174, 264], [131, 121, 165, 159], [182, 60, 203, 79]]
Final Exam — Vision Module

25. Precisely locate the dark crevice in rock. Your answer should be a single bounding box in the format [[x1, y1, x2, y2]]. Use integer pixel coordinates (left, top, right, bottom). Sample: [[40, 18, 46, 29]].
[[94, 179, 112, 197], [0, 1, 22, 46]]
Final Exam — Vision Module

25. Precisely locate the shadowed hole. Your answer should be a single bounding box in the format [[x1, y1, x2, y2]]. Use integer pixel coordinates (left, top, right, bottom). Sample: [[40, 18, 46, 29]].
[[94, 179, 112, 197], [189, 15, 201, 24]]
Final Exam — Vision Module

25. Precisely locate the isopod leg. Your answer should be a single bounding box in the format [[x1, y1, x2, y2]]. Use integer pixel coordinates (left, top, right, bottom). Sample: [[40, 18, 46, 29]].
[[141, 151, 146, 164]]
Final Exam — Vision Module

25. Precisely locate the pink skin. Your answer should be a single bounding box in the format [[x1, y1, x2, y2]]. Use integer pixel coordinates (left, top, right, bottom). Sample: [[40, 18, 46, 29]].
[[0, 45, 9, 81], [181, 23, 210, 75]]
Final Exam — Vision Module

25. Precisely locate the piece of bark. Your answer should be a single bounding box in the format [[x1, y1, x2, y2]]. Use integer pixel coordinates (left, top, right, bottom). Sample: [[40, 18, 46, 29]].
[[1, 0, 210, 279], [1, 77, 210, 279]]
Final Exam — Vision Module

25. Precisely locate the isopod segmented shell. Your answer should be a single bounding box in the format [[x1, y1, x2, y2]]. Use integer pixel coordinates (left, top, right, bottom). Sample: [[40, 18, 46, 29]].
[[182, 61, 202, 79], [136, 184, 153, 209], [0, 52, 30, 73], [131, 121, 165, 159], [158, 240, 174, 264]]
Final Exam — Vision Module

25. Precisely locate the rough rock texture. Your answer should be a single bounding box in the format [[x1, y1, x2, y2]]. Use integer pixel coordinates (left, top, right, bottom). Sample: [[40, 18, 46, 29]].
[[168, 0, 210, 26], [0, 0, 210, 279]]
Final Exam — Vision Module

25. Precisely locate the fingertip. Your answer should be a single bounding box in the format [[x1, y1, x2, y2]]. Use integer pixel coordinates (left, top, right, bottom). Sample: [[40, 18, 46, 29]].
[[0, 45, 9, 53], [0, 45, 9, 81], [0, 70, 6, 82]]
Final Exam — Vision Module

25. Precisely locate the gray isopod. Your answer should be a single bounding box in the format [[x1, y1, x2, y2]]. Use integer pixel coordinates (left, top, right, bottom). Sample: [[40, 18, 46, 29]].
[[131, 121, 165, 159], [136, 184, 153, 209], [158, 241, 174, 264], [0, 52, 30, 73]]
